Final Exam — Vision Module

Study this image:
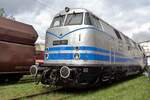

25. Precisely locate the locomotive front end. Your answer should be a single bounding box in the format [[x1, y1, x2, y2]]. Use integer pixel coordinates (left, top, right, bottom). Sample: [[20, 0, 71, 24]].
[[31, 8, 101, 87]]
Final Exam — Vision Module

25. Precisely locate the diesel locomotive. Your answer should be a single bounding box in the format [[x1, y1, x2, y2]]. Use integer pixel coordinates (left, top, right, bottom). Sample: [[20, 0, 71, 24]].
[[30, 7, 146, 87]]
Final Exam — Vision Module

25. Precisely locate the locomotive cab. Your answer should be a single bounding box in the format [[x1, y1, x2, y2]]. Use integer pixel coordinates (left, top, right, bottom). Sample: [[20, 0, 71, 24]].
[[44, 8, 99, 65]]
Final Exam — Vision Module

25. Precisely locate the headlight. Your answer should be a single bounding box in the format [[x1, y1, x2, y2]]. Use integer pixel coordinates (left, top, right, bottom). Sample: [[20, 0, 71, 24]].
[[65, 7, 70, 12], [74, 53, 80, 60], [60, 66, 71, 78]]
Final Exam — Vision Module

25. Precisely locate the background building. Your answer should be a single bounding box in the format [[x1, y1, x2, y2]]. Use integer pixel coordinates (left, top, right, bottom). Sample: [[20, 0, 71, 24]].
[[139, 40, 150, 66], [35, 43, 45, 64]]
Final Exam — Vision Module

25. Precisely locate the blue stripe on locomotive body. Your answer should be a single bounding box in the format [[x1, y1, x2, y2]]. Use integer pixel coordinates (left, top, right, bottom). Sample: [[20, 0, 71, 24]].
[[47, 53, 134, 63], [47, 46, 122, 57], [45, 46, 140, 64], [47, 46, 110, 54]]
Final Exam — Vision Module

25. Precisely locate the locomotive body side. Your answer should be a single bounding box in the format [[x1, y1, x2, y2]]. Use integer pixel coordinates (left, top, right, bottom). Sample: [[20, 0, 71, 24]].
[[31, 8, 145, 87]]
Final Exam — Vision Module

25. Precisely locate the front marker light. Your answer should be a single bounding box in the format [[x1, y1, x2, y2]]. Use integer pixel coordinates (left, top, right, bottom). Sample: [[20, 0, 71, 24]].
[[74, 46, 80, 51], [45, 53, 48, 59]]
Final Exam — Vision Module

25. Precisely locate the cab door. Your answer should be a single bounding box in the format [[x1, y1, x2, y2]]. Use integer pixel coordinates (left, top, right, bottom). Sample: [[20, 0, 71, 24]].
[[113, 29, 123, 64]]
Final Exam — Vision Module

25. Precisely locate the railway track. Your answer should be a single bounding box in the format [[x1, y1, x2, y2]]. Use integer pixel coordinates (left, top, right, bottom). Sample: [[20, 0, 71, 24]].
[[9, 86, 78, 100], [0, 75, 75, 100], [10, 87, 62, 100]]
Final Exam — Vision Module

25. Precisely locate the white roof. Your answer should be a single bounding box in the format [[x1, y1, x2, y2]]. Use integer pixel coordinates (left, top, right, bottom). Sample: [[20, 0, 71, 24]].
[[55, 8, 89, 17]]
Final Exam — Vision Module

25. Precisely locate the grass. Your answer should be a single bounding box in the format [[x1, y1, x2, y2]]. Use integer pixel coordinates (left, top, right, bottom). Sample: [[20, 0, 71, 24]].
[[0, 75, 150, 100], [0, 76, 57, 100]]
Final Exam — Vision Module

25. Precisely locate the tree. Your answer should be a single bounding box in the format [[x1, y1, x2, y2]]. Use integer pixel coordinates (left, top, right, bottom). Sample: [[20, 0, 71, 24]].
[[0, 8, 5, 17], [0, 8, 15, 20]]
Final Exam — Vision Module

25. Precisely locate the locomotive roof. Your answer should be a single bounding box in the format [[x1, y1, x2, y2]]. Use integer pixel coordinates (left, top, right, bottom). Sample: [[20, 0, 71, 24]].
[[55, 8, 89, 16], [54, 8, 136, 44], [55, 8, 113, 30]]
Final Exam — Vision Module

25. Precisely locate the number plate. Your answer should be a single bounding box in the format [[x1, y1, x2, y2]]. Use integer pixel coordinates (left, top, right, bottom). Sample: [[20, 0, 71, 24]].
[[53, 40, 68, 45]]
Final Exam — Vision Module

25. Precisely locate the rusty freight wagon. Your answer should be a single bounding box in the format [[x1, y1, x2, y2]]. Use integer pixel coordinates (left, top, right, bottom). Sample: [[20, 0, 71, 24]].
[[0, 17, 38, 82]]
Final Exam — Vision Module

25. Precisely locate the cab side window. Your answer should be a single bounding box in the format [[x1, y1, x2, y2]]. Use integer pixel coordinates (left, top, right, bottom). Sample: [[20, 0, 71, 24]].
[[90, 15, 99, 28], [84, 13, 92, 25], [114, 29, 122, 40], [84, 13, 102, 30], [138, 45, 142, 51]]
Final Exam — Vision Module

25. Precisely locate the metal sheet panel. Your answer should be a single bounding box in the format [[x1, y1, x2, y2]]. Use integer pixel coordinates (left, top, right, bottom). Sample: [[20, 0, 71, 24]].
[[0, 17, 38, 45], [0, 41, 35, 73]]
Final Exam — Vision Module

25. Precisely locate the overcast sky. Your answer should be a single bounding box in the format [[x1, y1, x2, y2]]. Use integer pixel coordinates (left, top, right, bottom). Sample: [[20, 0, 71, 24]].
[[0, 0, 150, 43]]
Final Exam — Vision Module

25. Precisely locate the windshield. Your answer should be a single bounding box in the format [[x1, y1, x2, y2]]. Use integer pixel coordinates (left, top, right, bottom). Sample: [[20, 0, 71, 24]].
[[50, 15, 65, 28], [65, 13, 83, 25]]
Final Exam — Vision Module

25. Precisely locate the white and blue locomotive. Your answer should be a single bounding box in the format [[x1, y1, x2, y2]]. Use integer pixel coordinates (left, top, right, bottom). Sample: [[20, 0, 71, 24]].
[[30, 7, 146, 87]]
